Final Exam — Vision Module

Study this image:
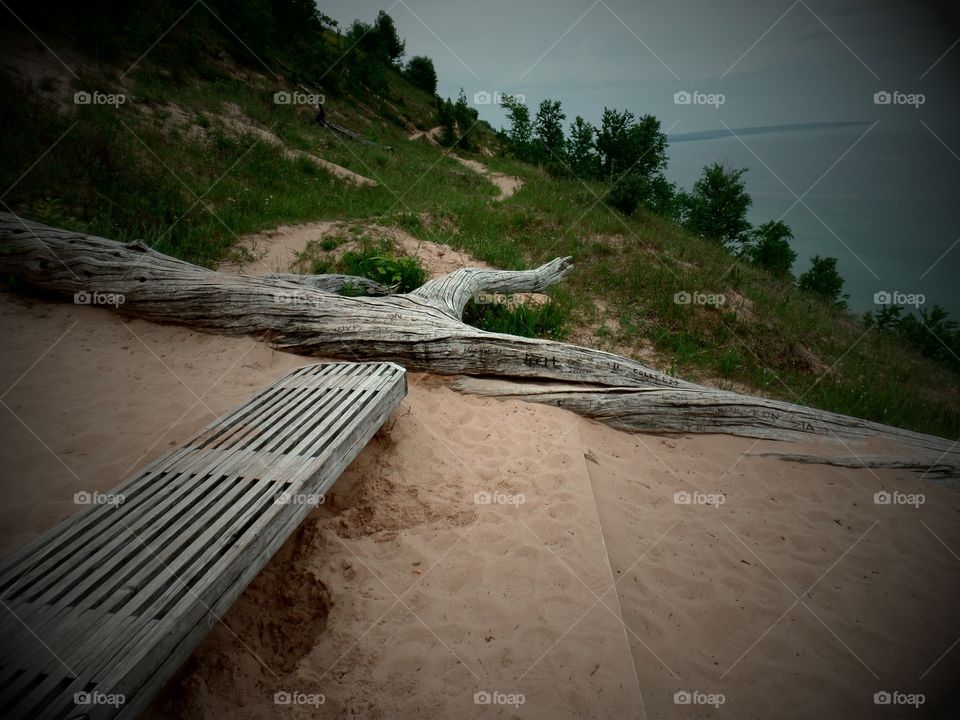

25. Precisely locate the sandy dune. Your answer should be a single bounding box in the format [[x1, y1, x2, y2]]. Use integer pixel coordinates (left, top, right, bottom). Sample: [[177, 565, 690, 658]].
[[1, 292, 958, 719]]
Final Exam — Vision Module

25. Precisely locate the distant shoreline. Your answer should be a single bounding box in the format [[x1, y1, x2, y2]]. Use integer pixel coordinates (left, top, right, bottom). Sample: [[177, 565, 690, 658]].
[[668, 120, 872, 144]]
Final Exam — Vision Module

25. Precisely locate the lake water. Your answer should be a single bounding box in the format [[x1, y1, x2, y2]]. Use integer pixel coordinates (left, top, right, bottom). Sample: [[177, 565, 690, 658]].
[[665, 124, 960, 318]]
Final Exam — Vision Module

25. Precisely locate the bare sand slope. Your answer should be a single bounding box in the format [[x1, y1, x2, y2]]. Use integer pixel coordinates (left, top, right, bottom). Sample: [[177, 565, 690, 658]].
[[1, 294, 958, 719]]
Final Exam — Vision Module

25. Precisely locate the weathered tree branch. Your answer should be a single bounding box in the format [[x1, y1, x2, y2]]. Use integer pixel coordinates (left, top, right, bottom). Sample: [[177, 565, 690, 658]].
[[411, 257, 575, 319], [1, 212, 956, 462], [746, 452, 960, 480]]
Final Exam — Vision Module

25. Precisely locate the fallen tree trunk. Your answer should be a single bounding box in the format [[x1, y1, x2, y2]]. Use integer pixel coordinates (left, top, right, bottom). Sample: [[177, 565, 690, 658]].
[[1, 212, 956, 460]]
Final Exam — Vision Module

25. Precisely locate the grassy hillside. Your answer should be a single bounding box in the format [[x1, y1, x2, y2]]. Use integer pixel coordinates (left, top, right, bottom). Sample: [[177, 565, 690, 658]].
[[1, 12, 958, 440]]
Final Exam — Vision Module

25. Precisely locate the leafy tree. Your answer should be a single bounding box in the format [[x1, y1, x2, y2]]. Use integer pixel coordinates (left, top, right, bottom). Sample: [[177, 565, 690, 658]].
[[567, 116, 599, 180], [743, 220, 797, 278], [370, 10, 405, 65], [595, 108, 632, 179], [404, 55, 437, 94], [895, 305, 959, 365], [865, 303, 960, 368], [595, 108, 667, 182], [685, 163, 752, 246], [604, 173, 681, 219], [502, 94, 534, 162], [342, 10, 404, 90], [436, 97, 456, 147], [533, 99, 566, 163], [798, 255, 847, 306], [343, 20, 387, 92], [453, 88, 478, 150], [646, 176, 684, 222]]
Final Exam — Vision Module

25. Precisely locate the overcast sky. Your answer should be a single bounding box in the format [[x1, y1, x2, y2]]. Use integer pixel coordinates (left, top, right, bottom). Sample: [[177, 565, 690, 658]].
[[319, 0, 960, 134]]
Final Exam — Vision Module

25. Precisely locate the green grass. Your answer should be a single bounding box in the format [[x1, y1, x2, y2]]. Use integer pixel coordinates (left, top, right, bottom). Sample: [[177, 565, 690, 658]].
[[337, 241, 426, 293], [463, 291, 572, 341], [1, 46, 958, 440]]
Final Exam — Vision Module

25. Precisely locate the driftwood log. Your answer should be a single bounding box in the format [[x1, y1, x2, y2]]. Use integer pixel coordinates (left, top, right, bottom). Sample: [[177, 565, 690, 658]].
[[1, 212, 956, 464]]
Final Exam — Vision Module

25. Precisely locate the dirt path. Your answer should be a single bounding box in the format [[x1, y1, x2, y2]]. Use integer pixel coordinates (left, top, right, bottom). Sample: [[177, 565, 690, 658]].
[[407, 125, 443, 144], [218, 108, 376, 187], [453, 155, 522, 200], [221, 220, 493, 279]]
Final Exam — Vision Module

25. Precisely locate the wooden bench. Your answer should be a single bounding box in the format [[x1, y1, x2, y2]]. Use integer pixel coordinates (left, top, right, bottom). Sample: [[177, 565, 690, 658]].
[[0, 361, 407, 719]]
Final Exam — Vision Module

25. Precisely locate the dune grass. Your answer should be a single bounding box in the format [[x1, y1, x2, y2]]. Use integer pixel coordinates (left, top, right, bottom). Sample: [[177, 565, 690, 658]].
[[1, 54, 957, 439]]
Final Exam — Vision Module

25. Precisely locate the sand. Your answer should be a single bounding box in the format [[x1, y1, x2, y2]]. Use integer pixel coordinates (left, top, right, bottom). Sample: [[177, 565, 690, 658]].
[[2, 290, 959, 719]]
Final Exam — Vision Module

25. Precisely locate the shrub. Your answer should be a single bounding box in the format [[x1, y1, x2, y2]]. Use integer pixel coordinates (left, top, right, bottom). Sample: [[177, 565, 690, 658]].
[[463, 297, 570, 340], [404, 55, 437, 94], [743, 220, 797, 278], [685, 163, 752, 247], [338, 244, 426, 292], [798, 255, 847, 306], [604, 172, 647, 215]]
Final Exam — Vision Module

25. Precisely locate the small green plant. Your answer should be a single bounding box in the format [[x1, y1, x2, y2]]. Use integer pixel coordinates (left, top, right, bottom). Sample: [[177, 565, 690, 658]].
[[338, 244, 426, 292], [718, 348, 741, 376], [310, 258, 332, 274], [463, 296, 571, 341]]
